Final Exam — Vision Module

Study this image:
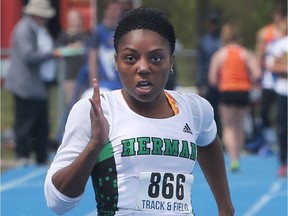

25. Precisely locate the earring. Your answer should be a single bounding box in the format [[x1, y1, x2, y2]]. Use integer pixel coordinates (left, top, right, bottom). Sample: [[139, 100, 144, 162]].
[[114, 65, 118, 71], [170, 67, 174, 74]]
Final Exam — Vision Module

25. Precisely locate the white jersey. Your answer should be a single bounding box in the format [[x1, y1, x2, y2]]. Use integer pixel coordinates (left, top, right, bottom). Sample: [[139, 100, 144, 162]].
[[262, 39, 279, 89], [271, 36, 288, 96], [45, 90, 217, 215]]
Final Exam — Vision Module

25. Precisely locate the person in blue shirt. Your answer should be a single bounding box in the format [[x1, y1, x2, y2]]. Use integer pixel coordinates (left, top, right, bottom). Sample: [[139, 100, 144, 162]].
[[87, 0, 123, 91], [196, 10, 222, 136]]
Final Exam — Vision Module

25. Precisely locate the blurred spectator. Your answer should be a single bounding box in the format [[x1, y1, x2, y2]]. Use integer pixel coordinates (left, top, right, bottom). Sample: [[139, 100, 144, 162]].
[[255, 3, 287, 154], [87, 0, 123, 91], [209, 23, 261, 172], [4, 0, 58, 166], [56, 9, 89, 104], [196, 10, 222, 136], [267, 18, 287, 177]]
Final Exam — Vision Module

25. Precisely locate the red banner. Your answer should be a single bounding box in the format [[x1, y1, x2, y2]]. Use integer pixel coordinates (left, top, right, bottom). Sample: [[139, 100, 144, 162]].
[[1, 0, 22, 56]]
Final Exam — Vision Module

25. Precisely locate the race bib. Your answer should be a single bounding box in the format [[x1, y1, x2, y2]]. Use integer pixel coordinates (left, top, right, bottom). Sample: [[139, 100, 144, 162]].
[[136, 172, 194, 214]]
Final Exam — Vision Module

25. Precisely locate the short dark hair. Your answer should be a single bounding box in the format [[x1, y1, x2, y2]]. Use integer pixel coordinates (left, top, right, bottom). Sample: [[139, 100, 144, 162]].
[[207, 10, 220, 24], [113, 7, 176, 54]]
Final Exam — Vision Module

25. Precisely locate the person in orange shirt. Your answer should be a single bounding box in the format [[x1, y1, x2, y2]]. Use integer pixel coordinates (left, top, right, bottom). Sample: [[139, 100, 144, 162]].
[[209, 23, 261, 171], [255, 3, 287, 68], [255, 3, 287, 155]]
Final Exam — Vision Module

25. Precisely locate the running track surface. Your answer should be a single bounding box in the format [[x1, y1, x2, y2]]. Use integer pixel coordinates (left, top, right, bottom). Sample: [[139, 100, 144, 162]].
[[1, 153, 287, 216]]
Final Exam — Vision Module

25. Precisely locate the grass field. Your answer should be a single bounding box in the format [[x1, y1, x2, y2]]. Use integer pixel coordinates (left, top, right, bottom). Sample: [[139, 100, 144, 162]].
[[1, 89, 14, 130], [1, 89, 17, 166]]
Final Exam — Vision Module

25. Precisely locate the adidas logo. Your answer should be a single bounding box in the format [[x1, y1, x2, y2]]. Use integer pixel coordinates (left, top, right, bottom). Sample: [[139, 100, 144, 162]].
[[183, 123, 193, 134]]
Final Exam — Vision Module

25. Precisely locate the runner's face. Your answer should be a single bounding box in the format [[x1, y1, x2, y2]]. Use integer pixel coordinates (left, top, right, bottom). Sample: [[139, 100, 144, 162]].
[[115, 29, 174, 103]]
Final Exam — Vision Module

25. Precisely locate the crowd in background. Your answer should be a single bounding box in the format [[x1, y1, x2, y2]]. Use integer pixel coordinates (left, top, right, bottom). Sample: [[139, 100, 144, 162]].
[[3, 0, 287, 177], [196, 3, 287, 176]]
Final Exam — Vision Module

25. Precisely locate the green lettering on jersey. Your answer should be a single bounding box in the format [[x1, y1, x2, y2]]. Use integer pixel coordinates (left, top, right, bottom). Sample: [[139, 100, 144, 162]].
[[163, 139, 179, 157], [121, 137, 197, 161], [151, 137, 163, 155], [121, 138, 136, 156], [190, 142, 197, 161], [137, 137, 150, 155], [179, 140, 189, 159]]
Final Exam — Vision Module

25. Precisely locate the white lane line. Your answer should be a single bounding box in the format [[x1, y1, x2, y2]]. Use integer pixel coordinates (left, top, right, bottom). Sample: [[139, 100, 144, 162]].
[[0, 167, 47, 192], [243, 179, 283, 216]]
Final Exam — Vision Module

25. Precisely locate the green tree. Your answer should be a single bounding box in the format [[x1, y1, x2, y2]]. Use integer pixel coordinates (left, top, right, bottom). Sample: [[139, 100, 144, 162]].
[[210, 0, 274, 49], [141, 0, 280, 49]]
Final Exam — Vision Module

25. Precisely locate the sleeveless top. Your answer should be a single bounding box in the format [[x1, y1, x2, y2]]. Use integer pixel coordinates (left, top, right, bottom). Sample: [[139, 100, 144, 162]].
[[263, 24, 278, 44], [261, 24, 281, 89], [219, 45, 251, 92]]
